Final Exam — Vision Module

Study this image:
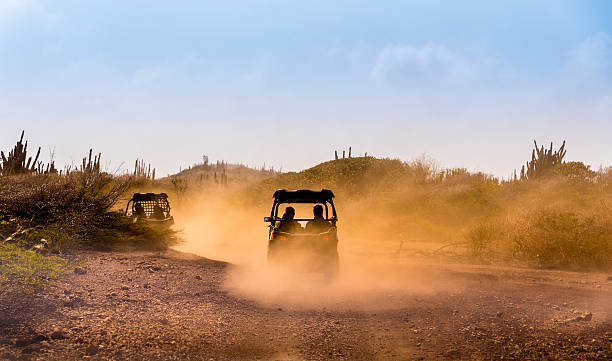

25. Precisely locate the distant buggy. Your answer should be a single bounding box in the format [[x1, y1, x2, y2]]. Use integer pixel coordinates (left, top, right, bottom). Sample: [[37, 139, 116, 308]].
[[125, 193, 174, 225], [264, 189, 339, 277]]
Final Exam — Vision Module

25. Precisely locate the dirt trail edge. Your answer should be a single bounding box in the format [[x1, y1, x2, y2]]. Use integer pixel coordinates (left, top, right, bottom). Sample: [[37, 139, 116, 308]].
[[1, 250, 610, 360]]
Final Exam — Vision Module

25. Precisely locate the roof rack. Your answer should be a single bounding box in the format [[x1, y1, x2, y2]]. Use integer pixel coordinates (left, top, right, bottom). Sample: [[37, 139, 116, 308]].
[[272, 189, 334, 203], [131, 193, 169, 202]]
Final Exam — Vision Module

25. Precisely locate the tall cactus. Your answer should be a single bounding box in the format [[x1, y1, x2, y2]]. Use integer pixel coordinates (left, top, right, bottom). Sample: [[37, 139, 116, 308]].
[[0, 131, 41, 176], [520, 140, 566, 180], [133, 158, 155, 180], [81, 149, 102, 174]]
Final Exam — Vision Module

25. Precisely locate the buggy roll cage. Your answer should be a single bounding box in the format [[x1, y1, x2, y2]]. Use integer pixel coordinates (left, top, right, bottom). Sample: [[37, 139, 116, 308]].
[[266, 189, 337, 226], [125, 192, 171, 217]]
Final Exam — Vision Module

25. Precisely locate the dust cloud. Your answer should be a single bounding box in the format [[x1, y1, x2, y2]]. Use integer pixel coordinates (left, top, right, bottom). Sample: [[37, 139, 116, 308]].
[[172, 191, 464, 311]]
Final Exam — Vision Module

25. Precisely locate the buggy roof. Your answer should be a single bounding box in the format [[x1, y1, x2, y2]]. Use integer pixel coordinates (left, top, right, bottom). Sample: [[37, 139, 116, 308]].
[[273, 189, 334, 203], [130, 193, 169, 202]]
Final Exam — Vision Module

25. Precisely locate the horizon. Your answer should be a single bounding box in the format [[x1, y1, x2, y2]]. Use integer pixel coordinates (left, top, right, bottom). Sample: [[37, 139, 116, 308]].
[[2, 1, 611, 177], [0, 130, 594, 180]]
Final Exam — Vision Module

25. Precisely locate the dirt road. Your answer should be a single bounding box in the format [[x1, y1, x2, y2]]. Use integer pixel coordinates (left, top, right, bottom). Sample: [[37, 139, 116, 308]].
[[1, 250, 610, 360]]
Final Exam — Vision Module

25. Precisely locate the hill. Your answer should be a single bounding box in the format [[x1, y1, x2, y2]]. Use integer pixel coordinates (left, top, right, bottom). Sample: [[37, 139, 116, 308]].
[[241, 156, 612, 271]]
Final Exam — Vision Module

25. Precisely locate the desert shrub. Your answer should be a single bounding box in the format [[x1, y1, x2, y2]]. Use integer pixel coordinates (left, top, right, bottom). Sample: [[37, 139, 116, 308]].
[[511, 209, 612, 270], [467, 221, 501, 257], [0, 171, 179, 250], [0, 171, 128, 223]]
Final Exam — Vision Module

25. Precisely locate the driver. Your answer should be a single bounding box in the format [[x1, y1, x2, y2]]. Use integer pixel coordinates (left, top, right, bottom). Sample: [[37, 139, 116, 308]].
[[305, 204, 331, 233], [134, 202, 146, 218], [277, 206, 302, 233]]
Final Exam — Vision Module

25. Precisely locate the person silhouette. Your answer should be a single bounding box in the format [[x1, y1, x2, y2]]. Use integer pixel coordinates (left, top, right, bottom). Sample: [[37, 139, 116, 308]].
[[277, 206, 302, 233], [305, 205, 331, 233]]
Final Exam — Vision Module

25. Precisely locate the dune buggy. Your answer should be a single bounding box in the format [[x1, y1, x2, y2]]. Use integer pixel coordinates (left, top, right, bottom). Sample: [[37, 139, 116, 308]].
[[265, 189, 339, 277], [125, 193, 174, 225]]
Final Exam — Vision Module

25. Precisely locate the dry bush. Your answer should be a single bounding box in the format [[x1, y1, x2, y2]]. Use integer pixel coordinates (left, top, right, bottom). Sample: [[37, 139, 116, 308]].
[[511, 208, 612, 271], [467, 221, 501, 257], [0, 171, 128, 223], [0, 171, 179, 250]]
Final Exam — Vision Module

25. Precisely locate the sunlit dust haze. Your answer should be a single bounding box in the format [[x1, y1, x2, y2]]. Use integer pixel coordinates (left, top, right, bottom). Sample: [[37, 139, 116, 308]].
[[171, 184, 467, 311]]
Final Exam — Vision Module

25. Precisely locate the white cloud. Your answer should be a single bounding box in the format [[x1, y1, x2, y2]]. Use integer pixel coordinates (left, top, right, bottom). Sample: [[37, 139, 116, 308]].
[[370, 43, 473, 86]]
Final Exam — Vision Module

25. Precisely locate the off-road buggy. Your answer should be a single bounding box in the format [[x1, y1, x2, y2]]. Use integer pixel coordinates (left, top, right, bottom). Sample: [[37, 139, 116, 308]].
[[125, 193, 174, 225], [265, 189, 339, 277]]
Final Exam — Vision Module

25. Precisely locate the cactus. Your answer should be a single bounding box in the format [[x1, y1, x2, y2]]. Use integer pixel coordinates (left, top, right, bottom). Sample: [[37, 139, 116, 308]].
[[80, 149, 102, 174], [348, 147, 352, 158], [133, 159, 155, 180], [334, 150, 338, 160], [520, 140, 567, 180], [0, 131, 43, 176]]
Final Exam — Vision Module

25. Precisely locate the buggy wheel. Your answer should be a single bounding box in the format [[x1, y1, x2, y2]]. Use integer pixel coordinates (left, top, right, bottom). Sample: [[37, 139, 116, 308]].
[[323, 252, 339, 280], [267, 240, 280, 264]]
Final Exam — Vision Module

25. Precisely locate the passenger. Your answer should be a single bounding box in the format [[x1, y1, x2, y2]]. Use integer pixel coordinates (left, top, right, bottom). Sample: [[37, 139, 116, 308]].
[[134, 202, 146, 218], [151, 204, 166, 220], [277, 206, 302, 233], [305, 205, 331, 233]]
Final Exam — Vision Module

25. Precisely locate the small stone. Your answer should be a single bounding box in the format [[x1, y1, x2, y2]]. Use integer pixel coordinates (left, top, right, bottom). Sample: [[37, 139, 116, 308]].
[[85, 344, 99, 356], [31, 334, 48, 343], [495, 312, 503, 317], [74, 267, 87, 275], [15, 338, 32, 347], [50, 327, 65, 340], [572, 312, 593, 322], [143, 284, 150, 289], [121, 285, 129, 290], [607, 276, 612, 281], [277, 307, 283, 311], [15, 334, 47, 348], [552, 305, 560, 310], [195, 275, 202, 280]]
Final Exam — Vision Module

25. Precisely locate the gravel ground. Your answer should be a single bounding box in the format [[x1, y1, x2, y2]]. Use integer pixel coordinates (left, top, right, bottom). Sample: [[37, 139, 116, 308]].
[[0, 250, 610, 360]]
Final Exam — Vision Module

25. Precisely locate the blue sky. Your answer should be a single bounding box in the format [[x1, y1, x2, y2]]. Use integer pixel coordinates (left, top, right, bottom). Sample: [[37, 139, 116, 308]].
[[1, 1, 611, 177]]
